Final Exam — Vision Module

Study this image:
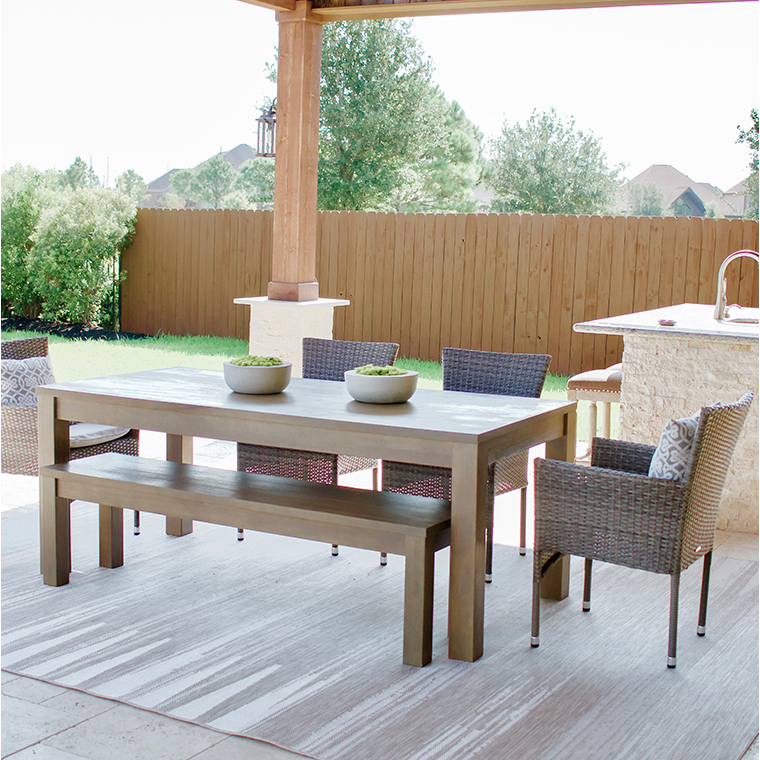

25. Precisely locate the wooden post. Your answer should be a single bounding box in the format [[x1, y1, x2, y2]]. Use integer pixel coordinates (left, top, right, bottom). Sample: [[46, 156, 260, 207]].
[[269, 1, 324, 302]]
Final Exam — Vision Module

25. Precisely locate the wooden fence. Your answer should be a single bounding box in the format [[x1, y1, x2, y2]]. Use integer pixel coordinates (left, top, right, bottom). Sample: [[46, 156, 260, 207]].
[[121, 209, 759, 376]]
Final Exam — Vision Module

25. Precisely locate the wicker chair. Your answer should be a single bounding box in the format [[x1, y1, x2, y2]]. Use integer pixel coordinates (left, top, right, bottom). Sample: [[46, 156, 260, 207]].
[[382, 348, 552, 581], [237, 337, 400, 557], [531, 392, 754, 668], [1, 336, 141, 530]]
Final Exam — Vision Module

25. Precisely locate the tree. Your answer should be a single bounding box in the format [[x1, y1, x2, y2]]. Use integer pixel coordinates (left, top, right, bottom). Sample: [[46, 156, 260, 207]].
[[169, 155, 237, 209], [317, 19, 441, 210], [391, 93, 486, 213], [115, 170, 148, 204], [736, 108, 758, 220], [60, 156, 99, 190], [237, 158, 275, 209], [489, 109, 623, 215], [630, 182, 665, 216]]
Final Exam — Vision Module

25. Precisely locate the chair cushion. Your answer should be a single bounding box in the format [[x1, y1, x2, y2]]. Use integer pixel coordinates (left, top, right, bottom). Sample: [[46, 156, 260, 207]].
[[648, 412, 701, 480], [1, 356, 56, 406], [567, 364, 623, 393], [69, 423, 131, 449]]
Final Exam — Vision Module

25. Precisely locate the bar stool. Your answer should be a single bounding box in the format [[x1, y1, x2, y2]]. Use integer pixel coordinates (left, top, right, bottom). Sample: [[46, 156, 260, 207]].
[[566, 362, 623, 461]]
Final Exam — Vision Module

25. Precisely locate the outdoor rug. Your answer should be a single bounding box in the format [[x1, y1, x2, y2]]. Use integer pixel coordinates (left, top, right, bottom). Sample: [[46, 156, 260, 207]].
[[2, 500, 758, 760]]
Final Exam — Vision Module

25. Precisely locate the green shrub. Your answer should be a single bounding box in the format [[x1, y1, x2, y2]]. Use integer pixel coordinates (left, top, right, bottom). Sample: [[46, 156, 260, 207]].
[[1, 161, 138, 328], [31, 187, 137, 326], [1, 164, 46, 318]]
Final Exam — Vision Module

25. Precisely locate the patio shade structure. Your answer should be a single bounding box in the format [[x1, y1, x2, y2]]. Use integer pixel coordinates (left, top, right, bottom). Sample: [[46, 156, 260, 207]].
[[237, 0, 748, 303]]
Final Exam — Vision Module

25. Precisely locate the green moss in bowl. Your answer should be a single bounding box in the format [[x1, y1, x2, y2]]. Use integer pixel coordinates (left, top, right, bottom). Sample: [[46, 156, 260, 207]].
[[354, 364, 407, 376], [231, 355, 283, 367]]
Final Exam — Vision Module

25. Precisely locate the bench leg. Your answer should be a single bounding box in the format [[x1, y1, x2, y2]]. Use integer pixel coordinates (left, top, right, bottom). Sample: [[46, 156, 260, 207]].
[[403, 535, 436, 667], [40, 475, 71, 586], [99, 505, 124, 569]]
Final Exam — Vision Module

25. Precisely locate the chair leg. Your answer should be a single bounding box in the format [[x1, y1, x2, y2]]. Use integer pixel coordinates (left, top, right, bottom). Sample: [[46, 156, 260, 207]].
[[519, 488, 527, 556], [531, 563, 541, 647], [668, 572, 680, 669], [485, 496, 494, 583], [237, 528, 244, 541], [332, 544, 339, 556], [133, 510, 140, 536], [583, 558, 593, 611], [697, 551, 712, 636], [380, 552, 388, 566]]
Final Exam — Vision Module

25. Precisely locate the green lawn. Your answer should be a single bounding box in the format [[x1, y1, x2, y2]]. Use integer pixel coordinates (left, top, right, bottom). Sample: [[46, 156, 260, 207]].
[[2, 330, 614, 441]]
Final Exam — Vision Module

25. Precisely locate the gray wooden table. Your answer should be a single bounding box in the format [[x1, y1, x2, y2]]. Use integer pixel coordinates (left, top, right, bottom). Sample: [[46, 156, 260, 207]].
[[38, 367, 576, 663]]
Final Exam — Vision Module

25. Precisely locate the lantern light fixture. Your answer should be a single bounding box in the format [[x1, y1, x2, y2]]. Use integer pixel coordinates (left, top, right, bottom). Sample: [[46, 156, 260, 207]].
[[256, 101, 277, 157]]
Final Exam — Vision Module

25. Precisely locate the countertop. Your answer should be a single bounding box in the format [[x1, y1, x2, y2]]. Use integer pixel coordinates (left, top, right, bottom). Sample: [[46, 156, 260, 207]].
[[574, 303, 759, 343]]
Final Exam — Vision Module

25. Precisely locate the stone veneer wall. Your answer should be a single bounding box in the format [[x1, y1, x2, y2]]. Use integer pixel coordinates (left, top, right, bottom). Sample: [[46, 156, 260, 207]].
[[620, 335, 759, 533]]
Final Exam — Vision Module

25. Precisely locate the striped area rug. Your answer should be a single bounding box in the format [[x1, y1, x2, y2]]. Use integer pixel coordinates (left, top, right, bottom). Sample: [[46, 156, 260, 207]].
[[2, 500, 757, 760]]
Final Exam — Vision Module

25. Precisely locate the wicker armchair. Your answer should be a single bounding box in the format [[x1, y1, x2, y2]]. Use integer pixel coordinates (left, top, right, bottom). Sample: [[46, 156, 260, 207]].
[[1, 337, 141, 529], [237, 337, 400, 556], [531, 392, 754, 668], [382, 348, 552, 581]]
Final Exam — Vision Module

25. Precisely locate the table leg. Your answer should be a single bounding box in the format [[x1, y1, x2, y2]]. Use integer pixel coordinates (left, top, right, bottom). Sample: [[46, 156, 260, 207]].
[[541, 407, 577, 600], [448, 444, 488, 662], [38, 395, 73, 585], [166, 434, 193, 536]]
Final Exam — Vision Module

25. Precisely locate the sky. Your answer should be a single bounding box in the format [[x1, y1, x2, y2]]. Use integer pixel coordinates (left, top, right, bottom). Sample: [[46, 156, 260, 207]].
[[1, 0, 758, 192]]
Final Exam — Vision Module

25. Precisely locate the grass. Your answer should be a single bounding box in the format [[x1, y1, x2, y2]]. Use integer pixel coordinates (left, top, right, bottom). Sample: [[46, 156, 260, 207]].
[[3, 329, 615, 441]]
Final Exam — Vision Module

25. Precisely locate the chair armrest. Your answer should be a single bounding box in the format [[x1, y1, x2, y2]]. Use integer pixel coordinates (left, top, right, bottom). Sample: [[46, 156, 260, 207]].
[[591, 437, 656, 475], [534, 458, 689, 574]]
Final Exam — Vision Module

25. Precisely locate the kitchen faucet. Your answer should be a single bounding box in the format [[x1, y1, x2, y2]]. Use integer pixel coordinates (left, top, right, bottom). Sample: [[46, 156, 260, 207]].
[[714, 249, 760, 320]]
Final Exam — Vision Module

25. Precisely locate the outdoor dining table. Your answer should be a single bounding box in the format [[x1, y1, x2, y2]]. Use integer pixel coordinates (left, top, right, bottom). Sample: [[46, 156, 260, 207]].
[[37, 366, 577, 663]]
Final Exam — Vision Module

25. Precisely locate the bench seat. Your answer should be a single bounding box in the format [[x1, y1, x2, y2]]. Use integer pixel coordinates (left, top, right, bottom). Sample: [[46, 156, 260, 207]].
[[40, 452, 451, 666]]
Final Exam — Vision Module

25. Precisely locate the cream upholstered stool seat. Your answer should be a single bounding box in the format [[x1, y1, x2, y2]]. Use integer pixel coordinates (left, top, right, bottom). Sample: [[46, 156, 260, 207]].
[[567, 362, 623, 460]]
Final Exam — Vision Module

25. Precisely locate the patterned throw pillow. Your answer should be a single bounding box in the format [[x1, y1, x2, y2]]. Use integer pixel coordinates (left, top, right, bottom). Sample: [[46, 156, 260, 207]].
[[1, 356, 56, 406], [648, 412, 701, 481]]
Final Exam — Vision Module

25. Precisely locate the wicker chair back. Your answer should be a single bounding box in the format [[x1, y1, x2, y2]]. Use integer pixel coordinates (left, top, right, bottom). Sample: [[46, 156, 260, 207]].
[[680, 391, 754, 569], [442, 348, 551, 398], [302, 337, 399, 382]]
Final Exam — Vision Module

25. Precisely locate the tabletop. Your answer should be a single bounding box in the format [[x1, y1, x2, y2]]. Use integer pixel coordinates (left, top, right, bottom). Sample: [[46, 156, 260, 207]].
[[38, 366, 575, 447]]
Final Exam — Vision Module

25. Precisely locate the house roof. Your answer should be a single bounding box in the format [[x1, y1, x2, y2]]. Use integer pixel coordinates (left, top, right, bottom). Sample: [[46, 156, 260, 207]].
[[629, 164, 743, 218], [140, 145, 257, 209]]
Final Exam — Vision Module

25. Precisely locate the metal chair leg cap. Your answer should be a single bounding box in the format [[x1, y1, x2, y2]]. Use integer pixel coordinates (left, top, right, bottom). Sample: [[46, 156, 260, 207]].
[[380, 556, 387, 566], [331, 547, 339, 556], [582, 602, 591, 612], [530, 636, 540, 648], [133, 529, 140, 536], [667, 657, 677, 669], [519, 548, 526, 556], [697, 625, 706, 636], [485, 573, 492, 583]]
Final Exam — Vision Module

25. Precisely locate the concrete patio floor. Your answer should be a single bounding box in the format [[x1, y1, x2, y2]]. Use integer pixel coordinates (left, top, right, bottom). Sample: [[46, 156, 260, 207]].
[[2, 433, 758, 759]]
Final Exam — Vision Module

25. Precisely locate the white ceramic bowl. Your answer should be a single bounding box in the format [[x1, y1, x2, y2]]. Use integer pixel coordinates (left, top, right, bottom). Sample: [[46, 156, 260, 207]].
[[223, 361, 292, 394], [344, 369, 418, 404]]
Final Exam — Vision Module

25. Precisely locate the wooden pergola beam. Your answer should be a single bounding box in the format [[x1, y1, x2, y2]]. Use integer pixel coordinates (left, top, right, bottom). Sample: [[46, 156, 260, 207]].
[[238, 0, 296, 13], [240, 0, 748, 20]]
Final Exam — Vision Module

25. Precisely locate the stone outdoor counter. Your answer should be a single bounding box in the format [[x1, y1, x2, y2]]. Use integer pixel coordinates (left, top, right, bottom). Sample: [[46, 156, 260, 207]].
[[575, 303, 759, 534]]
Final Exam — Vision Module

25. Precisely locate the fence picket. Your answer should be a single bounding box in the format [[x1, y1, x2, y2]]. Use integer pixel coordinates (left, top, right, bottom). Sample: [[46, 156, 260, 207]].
[[121, 210, 758, 375]]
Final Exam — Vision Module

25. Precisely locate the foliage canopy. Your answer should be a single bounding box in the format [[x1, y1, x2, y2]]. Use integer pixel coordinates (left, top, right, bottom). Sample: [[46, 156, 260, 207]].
[[317, 20, 484, 212], [1, 160, 138, 327], [736, 108, 758, 220], [489, 109, 623, 215]]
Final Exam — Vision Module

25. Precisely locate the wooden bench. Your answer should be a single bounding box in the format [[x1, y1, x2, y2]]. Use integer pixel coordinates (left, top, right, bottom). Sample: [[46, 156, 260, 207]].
[[39, 452, 451, 666]]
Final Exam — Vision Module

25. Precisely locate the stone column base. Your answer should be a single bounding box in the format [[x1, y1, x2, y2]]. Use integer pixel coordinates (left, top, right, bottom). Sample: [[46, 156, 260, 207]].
[[233, 296, 350, 378]]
